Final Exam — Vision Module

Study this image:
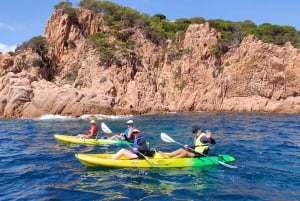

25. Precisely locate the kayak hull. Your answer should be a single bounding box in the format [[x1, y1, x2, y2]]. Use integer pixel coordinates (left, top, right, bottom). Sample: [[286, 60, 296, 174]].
[[54, 134, 131, 145], [75, 153, 235, 168]]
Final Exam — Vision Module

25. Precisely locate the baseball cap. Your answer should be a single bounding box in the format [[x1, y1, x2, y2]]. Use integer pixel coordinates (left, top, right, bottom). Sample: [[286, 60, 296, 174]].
[[126, 120, 134, 124]]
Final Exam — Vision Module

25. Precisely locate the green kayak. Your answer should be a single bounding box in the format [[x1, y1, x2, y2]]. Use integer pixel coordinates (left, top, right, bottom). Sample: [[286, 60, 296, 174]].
[[75, 152, 235, 168], [54, 134, 132, 145]]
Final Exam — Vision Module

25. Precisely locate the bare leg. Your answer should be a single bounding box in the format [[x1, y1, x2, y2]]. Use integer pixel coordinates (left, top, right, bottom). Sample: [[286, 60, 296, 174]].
[[167, 148, 187, 158], [173, 150, 195, 158], [161, 148, 195, 158], [77, 134, 88, 138], [111, 148, 138, 160], [108, 135, 124, 140], [108, 135, 117, 140]]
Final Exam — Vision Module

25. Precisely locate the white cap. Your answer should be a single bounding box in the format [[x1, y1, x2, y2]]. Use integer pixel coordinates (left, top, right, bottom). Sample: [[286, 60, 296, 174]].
[[126, 120, 134, 124], [90, 120, 95, 124]]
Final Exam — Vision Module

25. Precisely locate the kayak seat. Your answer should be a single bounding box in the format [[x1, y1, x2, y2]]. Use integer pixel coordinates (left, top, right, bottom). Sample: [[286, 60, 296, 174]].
[[145, 149, 156, 157]]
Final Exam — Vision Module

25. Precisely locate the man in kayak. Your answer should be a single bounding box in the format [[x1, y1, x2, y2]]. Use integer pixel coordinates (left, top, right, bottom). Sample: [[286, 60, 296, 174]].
[[111, 129, 149, 160], [108, 120, 135, 142], [77, 119, 99, 139], [161, 128, 216, 158]]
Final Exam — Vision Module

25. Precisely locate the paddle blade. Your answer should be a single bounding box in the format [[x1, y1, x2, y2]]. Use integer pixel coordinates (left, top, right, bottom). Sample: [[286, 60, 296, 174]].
[[218, 161, 238, 169], [160, 132, 176, 143], [101, 122, 112, 134]]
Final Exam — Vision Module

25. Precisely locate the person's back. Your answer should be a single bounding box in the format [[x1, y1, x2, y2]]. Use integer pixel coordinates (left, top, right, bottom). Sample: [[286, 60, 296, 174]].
[[124, 122, 135, 142], [133, 134, 148, 154], [77, 119, 98, 139], [118, 119, 135, 142], [111, 129, 150, 160], [87, 121, 98, 138], [108, 119, 135, 141]]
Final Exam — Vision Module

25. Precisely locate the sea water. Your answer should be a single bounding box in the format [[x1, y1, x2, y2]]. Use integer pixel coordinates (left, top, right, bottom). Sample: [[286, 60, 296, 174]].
[[0, 112, 299, 201]]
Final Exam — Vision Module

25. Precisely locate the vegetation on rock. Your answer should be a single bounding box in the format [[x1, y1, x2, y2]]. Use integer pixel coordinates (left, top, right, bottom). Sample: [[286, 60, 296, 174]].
[[16, 36, 55, 80], [54, 0, 300, 63], [12, 0, 300, 81]]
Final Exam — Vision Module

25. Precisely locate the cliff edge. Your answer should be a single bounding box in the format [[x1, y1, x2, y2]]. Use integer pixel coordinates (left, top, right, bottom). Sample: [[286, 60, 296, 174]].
[[0, 9, 299, 118]]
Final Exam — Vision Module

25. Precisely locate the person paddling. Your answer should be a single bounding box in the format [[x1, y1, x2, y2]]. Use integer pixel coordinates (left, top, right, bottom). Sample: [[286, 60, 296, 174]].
[[111, 129, 149, 160], [160, 128, 216, 158], [77, 119, 99, 139], [108, 120, 135, 142]]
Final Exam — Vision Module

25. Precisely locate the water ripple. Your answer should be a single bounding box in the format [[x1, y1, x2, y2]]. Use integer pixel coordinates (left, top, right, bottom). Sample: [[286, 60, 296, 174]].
[[0, 112, 299, 200]]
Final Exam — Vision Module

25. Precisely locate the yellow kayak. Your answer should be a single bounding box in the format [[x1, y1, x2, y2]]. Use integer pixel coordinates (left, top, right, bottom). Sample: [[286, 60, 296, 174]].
[[54, 134, 132, 145], [75, 152, 235, 168]]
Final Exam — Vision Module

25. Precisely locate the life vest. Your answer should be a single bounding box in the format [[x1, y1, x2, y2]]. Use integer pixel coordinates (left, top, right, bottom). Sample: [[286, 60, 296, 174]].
[[194, 133, 209, 154], [133, 136, 148, 153], [87, 124, 98, 137], [124, 126, 135, 141]]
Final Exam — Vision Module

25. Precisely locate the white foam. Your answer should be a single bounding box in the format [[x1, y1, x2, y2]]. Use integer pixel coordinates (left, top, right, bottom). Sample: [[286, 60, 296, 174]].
[[37, 114, 73, 120], [34, 113, 134, 121], [93, 114, 133, 121]]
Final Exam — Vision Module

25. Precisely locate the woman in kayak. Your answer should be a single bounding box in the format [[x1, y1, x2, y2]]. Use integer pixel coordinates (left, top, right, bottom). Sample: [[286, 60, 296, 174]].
[[111, 129, 149, 160], [161, 128, 216, 158], [77, 119, 99, 139], [108, 120, 135, 142]]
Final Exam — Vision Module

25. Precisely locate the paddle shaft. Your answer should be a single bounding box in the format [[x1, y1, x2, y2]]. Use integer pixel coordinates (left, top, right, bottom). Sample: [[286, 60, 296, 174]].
[[161, 133, 237, 169], [127, 144, 158, 167], [161, 133, 213, 157], [171, 139, 211, 158], [102, 122, 159, 167]]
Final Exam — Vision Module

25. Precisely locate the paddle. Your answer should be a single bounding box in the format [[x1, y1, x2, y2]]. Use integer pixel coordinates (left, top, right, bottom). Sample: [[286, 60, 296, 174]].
[[101, 122, 159, 167], [160, 132, 238, 169], [101, 122, 113, 135]]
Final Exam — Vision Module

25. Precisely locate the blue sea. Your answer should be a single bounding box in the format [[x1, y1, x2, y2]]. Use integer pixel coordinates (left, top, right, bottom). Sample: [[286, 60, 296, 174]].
[[0, 112, 299, 201]]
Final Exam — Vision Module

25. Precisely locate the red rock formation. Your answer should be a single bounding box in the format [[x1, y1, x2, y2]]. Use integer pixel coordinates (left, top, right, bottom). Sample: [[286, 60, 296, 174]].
[[0, 9, 299, 118]]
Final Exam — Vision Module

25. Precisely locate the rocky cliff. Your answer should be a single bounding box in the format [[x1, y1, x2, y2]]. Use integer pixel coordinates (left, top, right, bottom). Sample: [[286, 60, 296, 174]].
[[0, 9, 299, 118]]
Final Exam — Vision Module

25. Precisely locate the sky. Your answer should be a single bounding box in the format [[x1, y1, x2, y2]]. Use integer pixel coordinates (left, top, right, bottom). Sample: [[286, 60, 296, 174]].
[[1, 0, 299, 53]]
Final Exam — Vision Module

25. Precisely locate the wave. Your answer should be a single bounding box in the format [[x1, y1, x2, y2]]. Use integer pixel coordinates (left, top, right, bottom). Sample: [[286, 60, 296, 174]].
[[35, 114, 74, 120], [92, 114, 133, 121], [32, 113, 134, 121]]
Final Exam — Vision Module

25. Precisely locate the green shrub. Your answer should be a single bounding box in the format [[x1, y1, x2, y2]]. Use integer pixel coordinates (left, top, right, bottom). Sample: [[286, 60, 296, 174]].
[[32, 59, 44, 67], [8, 51, 16, 56]]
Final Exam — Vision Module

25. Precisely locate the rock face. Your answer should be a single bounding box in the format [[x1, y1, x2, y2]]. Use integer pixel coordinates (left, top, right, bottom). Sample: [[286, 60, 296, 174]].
[[0, 9, 300, 118]]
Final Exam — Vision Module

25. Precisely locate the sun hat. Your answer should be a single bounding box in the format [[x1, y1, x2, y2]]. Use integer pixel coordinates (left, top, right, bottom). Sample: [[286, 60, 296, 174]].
[[90, 119, 95, 124], [126, 120, 134, 124], [132, 129, 140, 134]]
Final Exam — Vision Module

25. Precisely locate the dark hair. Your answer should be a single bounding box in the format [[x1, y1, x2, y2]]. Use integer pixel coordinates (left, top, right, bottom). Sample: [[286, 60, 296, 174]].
[[192, 127, 201, 134]]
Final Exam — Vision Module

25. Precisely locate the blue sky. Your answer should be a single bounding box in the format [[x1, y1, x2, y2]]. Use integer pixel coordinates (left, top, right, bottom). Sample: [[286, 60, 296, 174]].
[[1, 0, 299, 53]]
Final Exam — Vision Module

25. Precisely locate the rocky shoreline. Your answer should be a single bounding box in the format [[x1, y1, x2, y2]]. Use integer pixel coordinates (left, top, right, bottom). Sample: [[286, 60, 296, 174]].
[[0, 9, 299, 118]]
